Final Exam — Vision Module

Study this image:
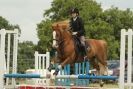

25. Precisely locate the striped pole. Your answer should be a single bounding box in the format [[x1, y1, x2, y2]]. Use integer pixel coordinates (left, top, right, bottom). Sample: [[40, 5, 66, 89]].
[[4, 74, 118, 80]]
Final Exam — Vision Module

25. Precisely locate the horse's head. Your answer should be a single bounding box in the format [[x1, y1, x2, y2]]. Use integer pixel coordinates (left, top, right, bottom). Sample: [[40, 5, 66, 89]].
[[52, 20, 71, 48]]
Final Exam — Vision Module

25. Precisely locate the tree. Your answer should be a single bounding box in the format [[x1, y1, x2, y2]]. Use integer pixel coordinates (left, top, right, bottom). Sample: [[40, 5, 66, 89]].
[[0, 16, 21, 33], [0, 16, 24, 72], [37, 0, 103, 53], [36, 19, 53, 53], [18, 41, 36, 73], [102, 7, 133, 58], [37, 0, 133, 59]]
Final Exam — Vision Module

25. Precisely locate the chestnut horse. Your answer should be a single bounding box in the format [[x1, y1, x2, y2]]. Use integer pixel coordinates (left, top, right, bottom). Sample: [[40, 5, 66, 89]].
[[48, 20, 108, 76]]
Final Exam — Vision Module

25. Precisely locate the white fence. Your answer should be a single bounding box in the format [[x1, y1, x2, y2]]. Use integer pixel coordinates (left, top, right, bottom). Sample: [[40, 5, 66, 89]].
[[24, 51, 51, 86], [34, 51, 50, 85], [0, 29, 51, 88], [0, 29, 18, 89], [119, 29, 133, 89]]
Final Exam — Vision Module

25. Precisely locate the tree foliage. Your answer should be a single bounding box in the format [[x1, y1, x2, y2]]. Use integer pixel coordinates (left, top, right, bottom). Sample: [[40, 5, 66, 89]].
[[36, 20, 53, 53], [37, 0, 133, 59], [18, 41, 36, 73], [0, 16, 21, 33]]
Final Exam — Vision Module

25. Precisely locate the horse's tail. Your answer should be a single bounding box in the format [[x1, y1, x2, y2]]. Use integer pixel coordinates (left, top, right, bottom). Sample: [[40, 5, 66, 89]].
[[102, 40, 108, 65], [97, 40, 108, 66], [103, 41, 108, 58]]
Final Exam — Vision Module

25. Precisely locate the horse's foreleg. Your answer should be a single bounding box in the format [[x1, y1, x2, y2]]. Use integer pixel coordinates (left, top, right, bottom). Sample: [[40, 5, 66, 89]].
[[53, 57, 70, 75], [47, 63, 54, 72], [46, 62, 55, 78], [47, 60, 55, 72]]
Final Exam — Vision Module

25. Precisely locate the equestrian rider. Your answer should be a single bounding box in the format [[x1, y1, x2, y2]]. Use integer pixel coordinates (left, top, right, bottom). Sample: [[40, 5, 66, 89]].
[[69, 8, 87, 56]]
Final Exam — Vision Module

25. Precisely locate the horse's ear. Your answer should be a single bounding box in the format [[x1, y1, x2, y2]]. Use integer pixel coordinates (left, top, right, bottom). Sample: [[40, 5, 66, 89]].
[[52, 24, 57, 31], [56, 24, 59, 28]]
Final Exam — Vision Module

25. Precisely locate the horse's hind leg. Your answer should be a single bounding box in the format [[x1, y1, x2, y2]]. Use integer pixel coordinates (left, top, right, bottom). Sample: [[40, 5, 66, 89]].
[[98, 62, 107, 75], [97, 54, 108, 75], [89, 59, 100, 75]]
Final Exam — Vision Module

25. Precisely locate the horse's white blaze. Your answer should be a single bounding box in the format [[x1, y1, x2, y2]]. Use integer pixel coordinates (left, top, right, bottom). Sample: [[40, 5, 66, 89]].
[[52, 31, 56, 47]]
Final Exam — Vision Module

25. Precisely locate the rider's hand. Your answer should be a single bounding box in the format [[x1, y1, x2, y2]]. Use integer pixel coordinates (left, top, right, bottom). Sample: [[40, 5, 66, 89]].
[[72, 32, 77, 35]]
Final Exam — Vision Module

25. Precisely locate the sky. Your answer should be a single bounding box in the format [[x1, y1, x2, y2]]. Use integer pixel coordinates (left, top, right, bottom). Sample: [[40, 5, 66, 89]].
[[0, 0, 133, 44]]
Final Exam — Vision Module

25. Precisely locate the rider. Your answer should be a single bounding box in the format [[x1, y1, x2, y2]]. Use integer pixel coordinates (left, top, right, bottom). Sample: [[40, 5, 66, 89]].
[[69, 7, 87, 57]]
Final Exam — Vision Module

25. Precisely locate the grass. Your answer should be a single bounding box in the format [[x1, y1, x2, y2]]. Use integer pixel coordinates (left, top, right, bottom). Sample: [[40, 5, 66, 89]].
[[8, 79, 121, 89], [89, 83, 118, 88]]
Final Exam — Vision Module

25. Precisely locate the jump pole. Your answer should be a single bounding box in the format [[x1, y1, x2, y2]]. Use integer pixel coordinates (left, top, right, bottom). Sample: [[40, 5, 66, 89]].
[[4, 74, 118, 80]]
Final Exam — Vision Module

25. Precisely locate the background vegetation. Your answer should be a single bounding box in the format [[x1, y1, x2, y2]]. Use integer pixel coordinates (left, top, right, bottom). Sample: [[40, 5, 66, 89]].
[[36, 0, 133, 59], [1, 0, 133, 73]]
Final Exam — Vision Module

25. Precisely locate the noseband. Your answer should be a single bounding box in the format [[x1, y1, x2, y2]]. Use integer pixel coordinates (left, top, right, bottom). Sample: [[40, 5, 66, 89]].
[[53, 38, 64, 46], [53, 28, 71, 47]]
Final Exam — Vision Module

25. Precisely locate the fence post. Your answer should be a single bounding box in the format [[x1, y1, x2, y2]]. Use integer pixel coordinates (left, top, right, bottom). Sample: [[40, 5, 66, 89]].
[[35, 51, 38, 72], [46, 52, 50, 69], [12, 29, 18, 86], [127, 29, 132, 89], [0, 29, 6, 89], [119, 29, 133, 89]]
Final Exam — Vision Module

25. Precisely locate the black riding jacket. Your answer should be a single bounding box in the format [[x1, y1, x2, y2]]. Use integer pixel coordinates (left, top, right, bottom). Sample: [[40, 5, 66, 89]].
[[70, 16, 85, 36]]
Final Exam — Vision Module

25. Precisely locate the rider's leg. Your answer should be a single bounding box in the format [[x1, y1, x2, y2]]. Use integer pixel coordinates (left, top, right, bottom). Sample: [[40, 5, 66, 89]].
[[80, 36, 87, 56], [80, 36, 85, 46]]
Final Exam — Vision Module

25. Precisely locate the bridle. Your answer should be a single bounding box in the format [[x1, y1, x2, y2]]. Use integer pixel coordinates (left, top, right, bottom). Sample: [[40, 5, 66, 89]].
[[52, 30, 64, 48], [52, 27, 72, 48]]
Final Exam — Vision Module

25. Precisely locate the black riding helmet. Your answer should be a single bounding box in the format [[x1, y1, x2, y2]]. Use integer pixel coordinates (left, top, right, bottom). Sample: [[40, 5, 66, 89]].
[[70, 8, 79, 15]]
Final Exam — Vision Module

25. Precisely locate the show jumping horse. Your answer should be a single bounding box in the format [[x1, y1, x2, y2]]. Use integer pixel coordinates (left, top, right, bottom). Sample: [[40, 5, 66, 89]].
[[47, 20, 108, 77]]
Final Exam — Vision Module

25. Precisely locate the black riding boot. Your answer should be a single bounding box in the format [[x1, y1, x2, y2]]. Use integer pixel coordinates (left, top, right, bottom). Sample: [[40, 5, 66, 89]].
[[83, 45, 88, 60], [81, 45, 87, 57]]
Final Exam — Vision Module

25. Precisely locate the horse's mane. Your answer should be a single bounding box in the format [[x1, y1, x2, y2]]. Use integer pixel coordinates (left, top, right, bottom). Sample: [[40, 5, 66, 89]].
[[52, 20, 70, 30]]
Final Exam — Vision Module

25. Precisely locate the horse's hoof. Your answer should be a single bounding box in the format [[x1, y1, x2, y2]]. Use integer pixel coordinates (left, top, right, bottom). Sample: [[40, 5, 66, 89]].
[[100, 81, 104, 87], [46, 74, 51, 78], [104, 71, 108, 75], [53, 72, 58, 76], [51, 74, 56, 79], [46, 70, 51, 78], [50, 79, 55, 86], [70, 83, 75, 86]]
